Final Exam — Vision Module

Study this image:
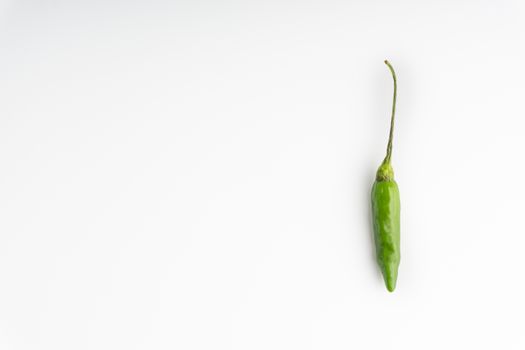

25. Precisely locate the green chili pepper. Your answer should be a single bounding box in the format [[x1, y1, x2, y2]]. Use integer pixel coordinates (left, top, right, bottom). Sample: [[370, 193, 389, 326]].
[[371, 60, 401, 292]]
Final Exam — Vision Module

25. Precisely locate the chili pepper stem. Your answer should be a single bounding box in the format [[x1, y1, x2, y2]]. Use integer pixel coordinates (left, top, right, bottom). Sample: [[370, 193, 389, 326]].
[[383, 60, 397, 165], [376, 60, 397, 182]]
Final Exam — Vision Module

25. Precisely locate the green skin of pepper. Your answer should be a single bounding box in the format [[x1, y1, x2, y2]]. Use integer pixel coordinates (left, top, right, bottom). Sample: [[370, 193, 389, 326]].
[[371, 162, 400, 292]]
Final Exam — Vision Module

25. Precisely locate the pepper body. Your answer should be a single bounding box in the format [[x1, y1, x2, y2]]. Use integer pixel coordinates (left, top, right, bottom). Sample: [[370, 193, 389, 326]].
[[371, 164, 400, 292]]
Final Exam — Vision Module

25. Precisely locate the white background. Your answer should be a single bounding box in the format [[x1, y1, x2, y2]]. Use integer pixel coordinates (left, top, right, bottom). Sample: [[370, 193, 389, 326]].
[[1, 1, 524, 349]]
